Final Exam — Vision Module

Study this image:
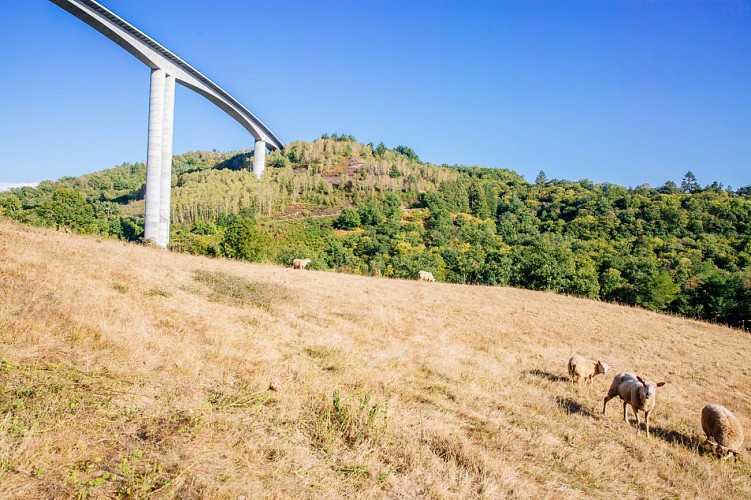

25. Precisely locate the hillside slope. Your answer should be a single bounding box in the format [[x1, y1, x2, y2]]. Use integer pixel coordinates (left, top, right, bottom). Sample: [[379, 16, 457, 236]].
[[1, 220, 750, 498], [3, 140, 750, 331]]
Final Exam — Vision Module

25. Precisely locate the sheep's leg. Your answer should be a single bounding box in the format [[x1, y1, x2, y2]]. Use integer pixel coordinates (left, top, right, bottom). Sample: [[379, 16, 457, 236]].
[[622, 401, 628, 423], [645, 410, 651, 438], [635, 408, 642, 435], [602, 395, 612, 415]]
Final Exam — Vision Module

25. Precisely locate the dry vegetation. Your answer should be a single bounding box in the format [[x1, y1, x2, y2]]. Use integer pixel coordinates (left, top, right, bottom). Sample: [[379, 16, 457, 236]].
[[1, 219, 750, 498]]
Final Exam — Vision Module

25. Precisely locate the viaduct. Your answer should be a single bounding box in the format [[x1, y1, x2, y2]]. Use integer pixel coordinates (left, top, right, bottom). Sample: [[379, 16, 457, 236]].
[[49, 0, 284, 248]]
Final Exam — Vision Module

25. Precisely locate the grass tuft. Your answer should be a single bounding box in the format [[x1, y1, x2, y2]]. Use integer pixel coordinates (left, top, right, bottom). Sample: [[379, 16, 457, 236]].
[[192, 269, 289, 310], [306, 390, 388, 455]]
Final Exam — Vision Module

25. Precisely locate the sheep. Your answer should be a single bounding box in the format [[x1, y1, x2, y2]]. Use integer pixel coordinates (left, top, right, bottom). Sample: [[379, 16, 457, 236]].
[[701, 404, 744, 460], [292, 258, 311, 270], [602, 372, 666, 437], [418, 270, 435, 282], [568, 355, 609, 389]]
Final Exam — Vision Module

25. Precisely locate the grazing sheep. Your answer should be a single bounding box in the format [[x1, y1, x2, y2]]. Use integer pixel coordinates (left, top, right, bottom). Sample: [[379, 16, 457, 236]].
[[701, 404, 744, 460], [602, 372, 666, 437], [568, 355, 609, 388], [292, 258, 311, 270], [418, 270, 435, 282]]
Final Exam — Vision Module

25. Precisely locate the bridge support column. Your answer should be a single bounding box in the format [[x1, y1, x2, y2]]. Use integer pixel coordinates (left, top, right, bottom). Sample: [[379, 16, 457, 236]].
[[253, 139, 266, 179], [158, 73, 175, 248], [144, 68, 165, 245]]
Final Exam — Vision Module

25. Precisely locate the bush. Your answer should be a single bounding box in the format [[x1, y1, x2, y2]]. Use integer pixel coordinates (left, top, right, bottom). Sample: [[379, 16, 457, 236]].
[[220, 217, 273, 262], [333, 208, 361, 230]]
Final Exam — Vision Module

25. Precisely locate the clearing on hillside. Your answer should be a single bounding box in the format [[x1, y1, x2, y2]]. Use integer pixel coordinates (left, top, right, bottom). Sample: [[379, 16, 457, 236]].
[[0, 220, 749, 498]]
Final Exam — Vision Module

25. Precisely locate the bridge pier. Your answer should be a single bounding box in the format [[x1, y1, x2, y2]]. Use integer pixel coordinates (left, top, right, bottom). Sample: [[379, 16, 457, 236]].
[[144, 69, 175, 248], [144, 68, 165, 245], [253, 139, 266, 179], [159, 74, 175, 247]]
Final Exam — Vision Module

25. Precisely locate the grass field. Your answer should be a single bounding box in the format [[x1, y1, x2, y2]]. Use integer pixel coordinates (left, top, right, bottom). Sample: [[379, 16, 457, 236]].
[[1, 220, 749, 498]]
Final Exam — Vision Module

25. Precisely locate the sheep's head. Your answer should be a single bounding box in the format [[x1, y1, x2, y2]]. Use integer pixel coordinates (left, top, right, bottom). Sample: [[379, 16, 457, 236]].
[[636, 376, 666, 401], [596, 361, 610, 375], [716, 445, 740, 461]]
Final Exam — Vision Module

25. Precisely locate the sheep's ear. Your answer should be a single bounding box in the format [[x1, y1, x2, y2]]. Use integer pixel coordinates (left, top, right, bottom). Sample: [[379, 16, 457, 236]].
[[656, 382, 666, 387], [636, 376, 644, 383]]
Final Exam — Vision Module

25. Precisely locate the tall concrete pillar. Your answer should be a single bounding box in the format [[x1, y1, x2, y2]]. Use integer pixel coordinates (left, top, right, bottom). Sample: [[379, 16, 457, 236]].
[[158, 73, 175, 247], [253, 139, 266, 179], [144, 68, 165, 244]]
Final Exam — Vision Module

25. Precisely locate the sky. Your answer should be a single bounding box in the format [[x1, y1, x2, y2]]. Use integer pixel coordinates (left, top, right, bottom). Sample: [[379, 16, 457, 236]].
[[1, 0, 749, 189]]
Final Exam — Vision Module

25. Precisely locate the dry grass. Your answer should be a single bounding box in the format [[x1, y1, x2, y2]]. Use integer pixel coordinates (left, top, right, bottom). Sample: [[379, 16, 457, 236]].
[[0, 219, 750, 498]]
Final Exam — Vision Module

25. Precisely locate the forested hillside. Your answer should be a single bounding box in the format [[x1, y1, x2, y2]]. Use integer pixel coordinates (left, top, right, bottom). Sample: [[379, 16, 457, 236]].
[[1, 135, 750, 329]]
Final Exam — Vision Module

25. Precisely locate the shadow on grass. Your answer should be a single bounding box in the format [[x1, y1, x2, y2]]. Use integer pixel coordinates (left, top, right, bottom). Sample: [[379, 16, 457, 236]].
[[526, 369, 569, 383], [649, 425, 699, 450], [555, 397, 598, 418]]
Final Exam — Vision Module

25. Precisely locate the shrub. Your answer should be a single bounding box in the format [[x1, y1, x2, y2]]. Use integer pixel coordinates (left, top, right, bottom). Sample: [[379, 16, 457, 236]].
[[333, 208, 361, 230]]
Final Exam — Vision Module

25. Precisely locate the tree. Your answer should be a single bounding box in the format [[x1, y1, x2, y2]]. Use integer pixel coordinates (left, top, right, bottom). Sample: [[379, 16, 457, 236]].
[[382, 192, 402, 220], [393, 145, 419, 162], [220, 216, 272, 262], [511, 234, 576, 292], [358, 202, 384, 227], [36, 189, 95, 232], [333, 208, 361, 230], [535, 170, 548, 185], [118, 217, 143, 241], [680, 171, 700, 194], [0, 193, 21, 214], [657, 181, 679, 194], [468, 181, 490, 219]]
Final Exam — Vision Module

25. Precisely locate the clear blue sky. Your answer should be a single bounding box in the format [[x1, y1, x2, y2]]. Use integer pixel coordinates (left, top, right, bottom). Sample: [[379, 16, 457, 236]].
[[1, 0, 749, 188]]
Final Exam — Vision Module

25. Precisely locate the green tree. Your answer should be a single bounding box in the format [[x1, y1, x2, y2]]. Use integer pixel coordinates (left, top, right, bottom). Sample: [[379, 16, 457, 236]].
[[358, 203, 384, 227], [220, 216, 272, 262], [680, 171, 700, 194], [393, 145, 419, 162], [333, 208, 361, 230], [36, 189, 95, 232], [468, 181, 490, 219], [382, 192, 403, 220], [657, 181, 680, 194]]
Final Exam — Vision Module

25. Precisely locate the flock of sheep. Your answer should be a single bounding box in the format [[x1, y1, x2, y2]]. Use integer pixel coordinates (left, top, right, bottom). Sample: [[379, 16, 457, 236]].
[[568, 355, 745, 460], [289, 259, 744, 460]]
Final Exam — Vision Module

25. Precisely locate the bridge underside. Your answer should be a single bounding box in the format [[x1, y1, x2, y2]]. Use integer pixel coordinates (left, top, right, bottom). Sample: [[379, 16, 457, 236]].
[[49, 0, 284, 248]]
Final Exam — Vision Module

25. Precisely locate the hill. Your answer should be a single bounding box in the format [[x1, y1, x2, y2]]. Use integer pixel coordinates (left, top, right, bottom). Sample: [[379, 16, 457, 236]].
[[1, 220, 750, 497], [1, 137, 750, 331]]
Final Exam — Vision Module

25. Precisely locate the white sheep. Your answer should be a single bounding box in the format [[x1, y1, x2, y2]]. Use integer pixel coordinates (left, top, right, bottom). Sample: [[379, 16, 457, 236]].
[[418, 270, 435, 282], [568, 355, 609, 388], [292, 258, 311, 270], [602, 372, 666, 437], [701, 404, 744, 460]]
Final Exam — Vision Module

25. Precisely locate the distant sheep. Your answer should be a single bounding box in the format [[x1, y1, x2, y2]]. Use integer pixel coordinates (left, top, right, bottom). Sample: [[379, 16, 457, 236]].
[[568, 355, 609, 388], [418, 270, 435, 282], [701, 404, 744, 460], [603, 372, 666, 437], [292, 258, 311, 270]]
